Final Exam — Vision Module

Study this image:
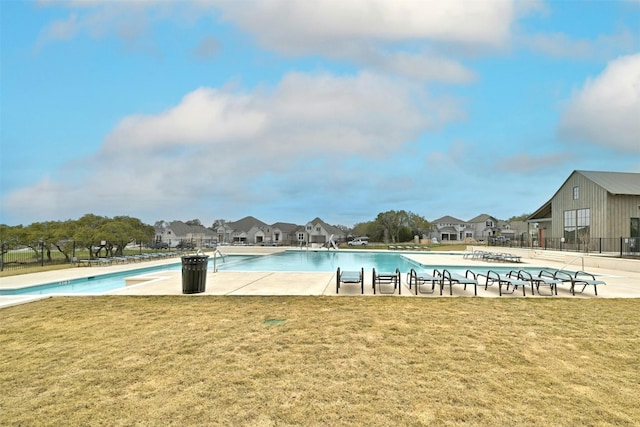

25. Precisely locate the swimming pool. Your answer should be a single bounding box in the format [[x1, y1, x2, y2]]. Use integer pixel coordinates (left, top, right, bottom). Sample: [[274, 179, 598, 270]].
[[0, 263, 180, 296], [1, 251, 550, 295], [215, 251, 425, 272]]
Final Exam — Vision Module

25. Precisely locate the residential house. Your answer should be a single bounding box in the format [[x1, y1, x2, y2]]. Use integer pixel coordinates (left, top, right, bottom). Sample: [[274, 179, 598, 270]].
[[270, 222, 299, 246], [300, 217, 347, 246], [155, 221, 216, 247], [222, 217, 302, 245], [504, 220, 531, 243], [212, 221, 234, 244], [467, 214, 500, 242], [527, 170, 640, 252], [430, 216, 468, 241], [226, 216, 268, 244]]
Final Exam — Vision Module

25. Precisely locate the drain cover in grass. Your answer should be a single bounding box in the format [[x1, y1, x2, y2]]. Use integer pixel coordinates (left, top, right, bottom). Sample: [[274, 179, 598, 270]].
[[263, 319, 286, 325]]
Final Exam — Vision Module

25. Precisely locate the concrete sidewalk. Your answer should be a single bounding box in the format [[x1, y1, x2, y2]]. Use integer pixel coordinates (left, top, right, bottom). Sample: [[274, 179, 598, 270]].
[[2, 248, 639, 309]]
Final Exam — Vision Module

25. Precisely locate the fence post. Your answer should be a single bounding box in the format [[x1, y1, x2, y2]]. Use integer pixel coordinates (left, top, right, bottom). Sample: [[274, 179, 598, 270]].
[[1, 242, 4, 272], [41, 241, 45, 266], [620, 237, 623, 257]]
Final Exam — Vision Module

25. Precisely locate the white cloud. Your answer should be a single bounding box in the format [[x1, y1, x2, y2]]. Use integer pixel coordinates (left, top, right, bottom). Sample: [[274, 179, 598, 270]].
[[33, 1, 521, 82], [103, 88, 268, 152], [354, 50, 477, 84], [522, 28, 637, 60], [35, 1, 183, 53], [3, 72, 465, 223], [559, 53, 640, 152], [39, 0, 519, 50], [497, 152, 568, 173], [215, 0, 516, 82], [218, 1, 515, 51]]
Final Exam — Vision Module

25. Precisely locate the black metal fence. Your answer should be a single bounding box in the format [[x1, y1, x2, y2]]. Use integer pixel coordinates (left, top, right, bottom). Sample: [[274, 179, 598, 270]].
[[0, 240, 201, 272], [489, 236, 640, 257]]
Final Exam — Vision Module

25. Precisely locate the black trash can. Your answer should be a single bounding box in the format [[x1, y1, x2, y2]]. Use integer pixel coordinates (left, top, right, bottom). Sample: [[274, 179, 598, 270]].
[[181, 255, 209, 294]]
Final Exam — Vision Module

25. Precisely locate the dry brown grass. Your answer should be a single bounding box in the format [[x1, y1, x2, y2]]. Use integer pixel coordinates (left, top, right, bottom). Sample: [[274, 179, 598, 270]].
[[1, 297, 639, 426]]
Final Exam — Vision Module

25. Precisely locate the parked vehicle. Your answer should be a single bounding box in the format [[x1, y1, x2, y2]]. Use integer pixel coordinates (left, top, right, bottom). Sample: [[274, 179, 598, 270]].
[[176, 241, 196, 249], [151, 241, 169, 249], [490, 236, 510, 245], [348, 237, 369, 246]]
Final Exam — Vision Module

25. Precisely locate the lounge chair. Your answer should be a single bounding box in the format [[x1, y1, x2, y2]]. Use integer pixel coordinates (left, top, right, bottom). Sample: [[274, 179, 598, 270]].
[[372, 268, 401, 295], [484, 270, 532, 296], [463, 250, 479, 260], [482, 252, 502, 262], [517, 270, 560, 296], [501, 253, 522, 263], [545, 270, 605, 296], [407, 268, 441, 295], [336, 267, 364, 294], [440, 269, 478, 296]]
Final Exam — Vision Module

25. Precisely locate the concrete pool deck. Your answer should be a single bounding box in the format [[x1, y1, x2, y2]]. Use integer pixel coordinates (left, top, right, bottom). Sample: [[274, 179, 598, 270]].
[[1, 246, 639, 308]]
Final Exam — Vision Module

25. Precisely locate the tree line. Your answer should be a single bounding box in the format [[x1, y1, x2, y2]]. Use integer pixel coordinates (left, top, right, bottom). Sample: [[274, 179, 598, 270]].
[[0, 214, 154, 261], [351, 210, 430, 243], [1, 209, 526, 262]]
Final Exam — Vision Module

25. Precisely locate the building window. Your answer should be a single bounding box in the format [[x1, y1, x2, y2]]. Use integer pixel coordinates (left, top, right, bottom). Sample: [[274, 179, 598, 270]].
[[564, 208, 590, 244], [298, 233, 305, 241], [573, 186, 579, 200]]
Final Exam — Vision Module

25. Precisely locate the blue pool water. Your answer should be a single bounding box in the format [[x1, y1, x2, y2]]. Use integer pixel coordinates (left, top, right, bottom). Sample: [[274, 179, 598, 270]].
[[0, 263, 180, 296], [215, 251, 425, 272], [2, 251, 549, 295]]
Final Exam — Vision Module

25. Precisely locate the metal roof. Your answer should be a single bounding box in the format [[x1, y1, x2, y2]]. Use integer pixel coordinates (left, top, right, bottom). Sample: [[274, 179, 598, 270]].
[[577, 170, 640, 196]]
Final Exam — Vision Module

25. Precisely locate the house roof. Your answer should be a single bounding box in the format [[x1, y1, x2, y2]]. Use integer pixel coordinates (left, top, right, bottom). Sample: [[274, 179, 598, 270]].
[[307, 217, 345, 236], [576, 170, 640, 195], [528, 201, 552, 221], [271, 222, 299, 232], [431, 215, 466, 224], [228, 216, 268, 232], [467, 213, 498, 223], [163, 221, 215, 237]]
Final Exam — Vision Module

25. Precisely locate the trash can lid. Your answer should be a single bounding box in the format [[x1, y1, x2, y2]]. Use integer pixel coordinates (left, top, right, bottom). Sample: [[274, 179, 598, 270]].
[[181, 254, 210, 260]]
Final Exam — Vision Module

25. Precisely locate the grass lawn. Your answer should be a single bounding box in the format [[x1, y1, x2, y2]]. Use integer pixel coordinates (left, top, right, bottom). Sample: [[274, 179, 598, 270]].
[[1, 297, 639, 426]]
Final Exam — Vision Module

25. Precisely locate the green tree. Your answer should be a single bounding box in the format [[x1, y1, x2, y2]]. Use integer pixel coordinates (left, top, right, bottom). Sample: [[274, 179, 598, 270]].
[[20, 221, 60, 262], [333, 224, 350, 234], [73, 214, 109, 259], [98, 216, 155, 256], [211, 219, 227, 229], [0, 224, 22, 262], [508, 213, 531, 222], [406, 212, 431, 240], [352, 221, 382, 241], [49, 220, 77, 262], [376, 210, 408, 243]]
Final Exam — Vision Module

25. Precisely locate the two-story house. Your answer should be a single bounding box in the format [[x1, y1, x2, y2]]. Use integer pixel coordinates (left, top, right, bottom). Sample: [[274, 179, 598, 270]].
[[430, 216, 468, 242], [466, 214, 499, 242]]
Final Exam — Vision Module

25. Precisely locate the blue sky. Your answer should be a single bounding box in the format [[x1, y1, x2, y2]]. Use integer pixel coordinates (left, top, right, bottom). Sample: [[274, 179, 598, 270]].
[[1, 1, 639, 228]]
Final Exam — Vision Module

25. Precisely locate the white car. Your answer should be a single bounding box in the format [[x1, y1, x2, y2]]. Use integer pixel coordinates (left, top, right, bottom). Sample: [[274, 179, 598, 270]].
[[348, 238, 368, 246]]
